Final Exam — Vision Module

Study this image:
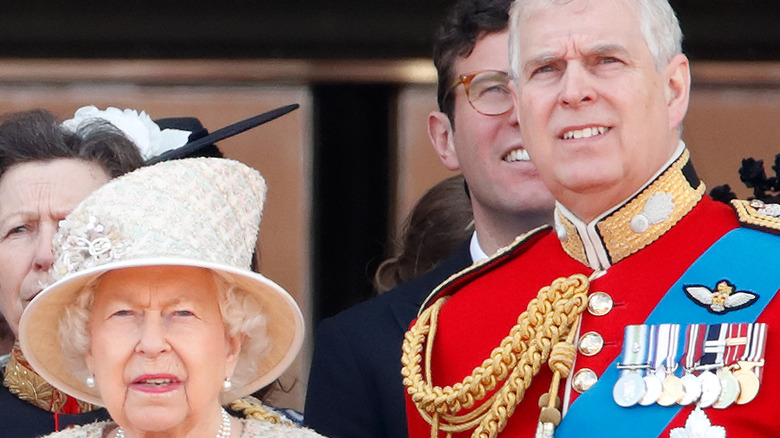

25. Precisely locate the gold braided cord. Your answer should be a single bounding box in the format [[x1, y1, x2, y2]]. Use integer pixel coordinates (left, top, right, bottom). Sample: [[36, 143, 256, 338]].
[[536, 315, 580, 433], [402, 274, 590, 438], [229, 396, 287, 425]]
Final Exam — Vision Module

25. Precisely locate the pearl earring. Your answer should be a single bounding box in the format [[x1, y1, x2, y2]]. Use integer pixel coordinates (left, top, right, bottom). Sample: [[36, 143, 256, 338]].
[[223, 378, 232, 391], [86, 375, 95, 388]]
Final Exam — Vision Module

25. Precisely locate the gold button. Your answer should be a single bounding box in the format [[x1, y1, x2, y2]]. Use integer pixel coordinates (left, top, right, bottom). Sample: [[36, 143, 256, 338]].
[[577, 331, 604, 356], [587, 292, 613, 316], [572, 368, 598, 393]]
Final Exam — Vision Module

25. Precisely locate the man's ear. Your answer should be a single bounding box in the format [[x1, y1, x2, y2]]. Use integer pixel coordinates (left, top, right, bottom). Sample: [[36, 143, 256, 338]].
[[428, 111, 460, 171], [664, 53, 691, 131]]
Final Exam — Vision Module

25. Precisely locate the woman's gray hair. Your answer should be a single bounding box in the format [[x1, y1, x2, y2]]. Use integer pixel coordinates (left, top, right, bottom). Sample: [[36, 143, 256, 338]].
[[59, 283, 96, 384], [58, 268, 270, 394], [508, 0, 683, 80]]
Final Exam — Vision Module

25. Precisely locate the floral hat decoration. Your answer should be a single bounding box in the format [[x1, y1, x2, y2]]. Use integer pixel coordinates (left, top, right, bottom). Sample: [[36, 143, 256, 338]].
[[18, 157, 304, 406], [62, 104, 299, 164]]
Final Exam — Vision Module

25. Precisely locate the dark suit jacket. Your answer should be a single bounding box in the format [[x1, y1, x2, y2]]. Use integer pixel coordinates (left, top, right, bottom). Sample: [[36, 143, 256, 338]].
[[303, 242, 472, 438]]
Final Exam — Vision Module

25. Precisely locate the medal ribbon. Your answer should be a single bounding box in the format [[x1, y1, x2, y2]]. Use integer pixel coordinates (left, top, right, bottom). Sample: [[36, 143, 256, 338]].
[[699, 323, 727, 371], [617, 325, 649, 370], [662, 324, 680, 374], [740, 323, 754, 362], [681, 324, 706, 372], [724, 323, 748, 367], [646, 324, 661, 374], [651, 324, 668, 376], [745, 323, 768, 381]]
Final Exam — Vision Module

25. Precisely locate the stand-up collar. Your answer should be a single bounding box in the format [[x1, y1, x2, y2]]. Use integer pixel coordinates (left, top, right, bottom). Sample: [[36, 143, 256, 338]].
[[554, 143, 704, 270]]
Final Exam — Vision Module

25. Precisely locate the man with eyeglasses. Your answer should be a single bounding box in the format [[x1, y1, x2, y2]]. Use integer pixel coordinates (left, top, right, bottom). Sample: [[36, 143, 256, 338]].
[[303, 0, 554, 437]]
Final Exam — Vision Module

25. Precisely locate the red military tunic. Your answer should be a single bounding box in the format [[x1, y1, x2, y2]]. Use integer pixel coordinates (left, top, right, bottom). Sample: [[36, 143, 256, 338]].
[[404, 150, 780, 437]]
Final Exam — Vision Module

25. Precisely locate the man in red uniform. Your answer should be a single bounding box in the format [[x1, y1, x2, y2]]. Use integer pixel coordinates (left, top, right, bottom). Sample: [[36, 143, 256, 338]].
[[304, 2, 556, 436], [403, 0, 780, 437]]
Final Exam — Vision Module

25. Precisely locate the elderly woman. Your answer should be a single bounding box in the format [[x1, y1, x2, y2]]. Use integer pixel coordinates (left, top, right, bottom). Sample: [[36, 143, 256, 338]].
[[0, 109, 143, 436], [20, 158, 323, 437]]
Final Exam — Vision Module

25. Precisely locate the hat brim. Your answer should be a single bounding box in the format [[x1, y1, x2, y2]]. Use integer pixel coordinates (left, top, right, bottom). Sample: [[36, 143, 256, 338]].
[[144, 104, 300, 165], [19, 256, 304, 407]]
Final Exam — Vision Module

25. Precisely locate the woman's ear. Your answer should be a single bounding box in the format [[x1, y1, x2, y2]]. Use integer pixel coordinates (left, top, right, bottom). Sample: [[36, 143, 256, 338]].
[[84, 349, 94, 375], [224, 333, 244, 378]]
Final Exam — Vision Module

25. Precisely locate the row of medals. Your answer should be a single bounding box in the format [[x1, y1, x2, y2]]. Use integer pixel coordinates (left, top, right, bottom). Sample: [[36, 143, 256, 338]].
[[612, 323, 763, 409]]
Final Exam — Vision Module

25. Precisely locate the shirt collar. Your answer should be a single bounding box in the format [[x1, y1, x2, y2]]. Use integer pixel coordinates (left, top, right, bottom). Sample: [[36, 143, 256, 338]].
[[470, 231, 489, 263]]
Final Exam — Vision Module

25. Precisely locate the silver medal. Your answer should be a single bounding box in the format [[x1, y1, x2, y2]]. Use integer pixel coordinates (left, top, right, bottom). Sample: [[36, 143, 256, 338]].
[[614, 325, 649, 407], [697, 370, 722, 408], [697, 323, 727, 408], [678, 373, 702, 405], [639, 372, 663, 406], [613, 371, 646, 407]]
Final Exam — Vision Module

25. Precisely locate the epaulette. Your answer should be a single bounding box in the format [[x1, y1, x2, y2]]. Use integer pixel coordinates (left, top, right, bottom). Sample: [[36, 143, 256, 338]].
[[731, 199, 780, 235], [418, 224, 552, 314]]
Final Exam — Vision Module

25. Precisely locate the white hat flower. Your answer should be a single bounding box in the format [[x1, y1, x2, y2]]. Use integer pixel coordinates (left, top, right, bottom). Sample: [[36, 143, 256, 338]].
[[62, 105, 192, 161]]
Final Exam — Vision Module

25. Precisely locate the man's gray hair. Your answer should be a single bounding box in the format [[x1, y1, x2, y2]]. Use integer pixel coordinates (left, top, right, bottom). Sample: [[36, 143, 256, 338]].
[[508, 0, 683, 80]]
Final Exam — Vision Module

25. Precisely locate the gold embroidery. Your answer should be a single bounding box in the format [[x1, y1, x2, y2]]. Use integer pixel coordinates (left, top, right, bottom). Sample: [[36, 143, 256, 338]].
[[598, 149, 704, 263], [557, 210, 587, 266], [2, 344, 97, 414], [732, 199, 780, 232], [558, 149, 704, 266]]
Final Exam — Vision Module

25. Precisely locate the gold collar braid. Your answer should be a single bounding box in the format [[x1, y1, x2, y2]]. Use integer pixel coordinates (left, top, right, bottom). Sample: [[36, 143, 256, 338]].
[[401, 274, 591, 438], [556, 148, 704, 269], [3, 343, 97, 414]]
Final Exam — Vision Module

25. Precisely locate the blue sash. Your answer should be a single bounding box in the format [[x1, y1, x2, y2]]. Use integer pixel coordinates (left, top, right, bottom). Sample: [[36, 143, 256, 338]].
[[555, 228, 780, 437]]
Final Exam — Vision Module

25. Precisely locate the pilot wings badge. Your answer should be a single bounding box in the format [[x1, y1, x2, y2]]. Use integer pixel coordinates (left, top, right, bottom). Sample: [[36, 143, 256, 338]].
[[684, 280, 759, 314]]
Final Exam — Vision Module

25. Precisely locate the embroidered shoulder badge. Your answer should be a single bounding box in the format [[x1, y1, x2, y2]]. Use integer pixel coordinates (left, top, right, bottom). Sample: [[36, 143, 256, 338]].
[[732, 199, 780, 235], [684, 280, 759, 314]]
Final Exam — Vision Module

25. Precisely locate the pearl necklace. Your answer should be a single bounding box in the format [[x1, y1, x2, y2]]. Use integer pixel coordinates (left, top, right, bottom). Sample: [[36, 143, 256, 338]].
[[115, 408, 231, 438]]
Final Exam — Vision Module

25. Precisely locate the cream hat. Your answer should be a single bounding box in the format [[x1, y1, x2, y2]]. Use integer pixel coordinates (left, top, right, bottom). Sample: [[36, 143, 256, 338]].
[[18, 157, 304, 406]]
